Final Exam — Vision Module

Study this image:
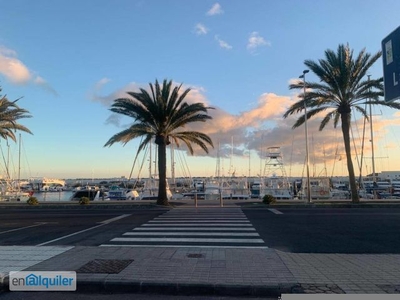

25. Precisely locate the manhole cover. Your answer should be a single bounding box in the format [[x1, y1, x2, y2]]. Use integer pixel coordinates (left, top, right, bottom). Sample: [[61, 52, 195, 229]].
[[76, 259, 134, 274], [187, 253, 204, 258]]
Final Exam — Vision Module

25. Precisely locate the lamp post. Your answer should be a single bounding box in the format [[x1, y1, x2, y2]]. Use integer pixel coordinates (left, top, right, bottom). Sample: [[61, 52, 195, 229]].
[[367, 74, 377, 199], [299, 70, 311, 203]]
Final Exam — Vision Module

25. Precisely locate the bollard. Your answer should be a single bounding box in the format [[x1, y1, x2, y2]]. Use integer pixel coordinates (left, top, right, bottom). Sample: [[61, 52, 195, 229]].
[[194, 193, 198, 207], [220, 191, 223, 207]]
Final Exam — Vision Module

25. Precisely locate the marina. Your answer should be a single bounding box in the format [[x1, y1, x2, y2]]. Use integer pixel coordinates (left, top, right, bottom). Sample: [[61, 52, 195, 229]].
[[4, 171, 399, 203]]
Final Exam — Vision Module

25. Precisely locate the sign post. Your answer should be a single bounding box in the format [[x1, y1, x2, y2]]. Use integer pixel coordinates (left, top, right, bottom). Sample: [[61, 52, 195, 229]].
[[382, 26, 400, 101]]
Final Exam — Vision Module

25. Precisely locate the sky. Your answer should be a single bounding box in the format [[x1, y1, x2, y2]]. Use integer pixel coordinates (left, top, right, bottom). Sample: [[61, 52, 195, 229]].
[[0, 0, 400, 180]]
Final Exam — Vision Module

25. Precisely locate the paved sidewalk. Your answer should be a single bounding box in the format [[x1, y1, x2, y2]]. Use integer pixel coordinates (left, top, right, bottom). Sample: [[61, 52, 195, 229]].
[[0, 246, 296, 297], [0, 246, 73, 286], [277, 251, 400, 294], [1, 245, 400, 296]]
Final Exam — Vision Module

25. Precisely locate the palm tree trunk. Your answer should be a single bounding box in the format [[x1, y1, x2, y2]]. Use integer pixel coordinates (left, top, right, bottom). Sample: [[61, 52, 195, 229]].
[[341, 113, 359, 203], [156, 138, 169, 206]]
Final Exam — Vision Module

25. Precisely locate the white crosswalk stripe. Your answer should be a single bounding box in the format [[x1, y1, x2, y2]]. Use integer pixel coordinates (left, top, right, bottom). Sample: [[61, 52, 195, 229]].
[[100, 208, 267, 248]]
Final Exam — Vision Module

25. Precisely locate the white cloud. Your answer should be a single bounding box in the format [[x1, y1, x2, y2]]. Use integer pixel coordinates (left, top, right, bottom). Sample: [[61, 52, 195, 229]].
[[194, 23, 208, 35], [89, 78, 139, 107], [92, 80, 400, 176], [247, 32, 271, 54], [215, 35, 232, 50], [34, 76, 59, 96], [0, 47, 31, 84], [207, 3, 223, 16], [0, 45, 57, 95]]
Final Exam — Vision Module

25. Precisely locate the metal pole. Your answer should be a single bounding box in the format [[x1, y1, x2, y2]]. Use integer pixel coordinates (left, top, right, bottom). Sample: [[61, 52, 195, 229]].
[[18, 134, 21, 194], [194, 192, 198, 207], [300, 70, 311, 203], [368, 75, 377, 198]]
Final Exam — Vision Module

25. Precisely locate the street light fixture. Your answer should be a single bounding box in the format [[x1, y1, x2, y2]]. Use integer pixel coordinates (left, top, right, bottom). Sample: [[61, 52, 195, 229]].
[[299, 70, 311, 204]]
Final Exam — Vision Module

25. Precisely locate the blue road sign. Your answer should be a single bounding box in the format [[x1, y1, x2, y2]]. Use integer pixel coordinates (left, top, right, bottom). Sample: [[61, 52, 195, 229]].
[[382, 26, 400, 101]]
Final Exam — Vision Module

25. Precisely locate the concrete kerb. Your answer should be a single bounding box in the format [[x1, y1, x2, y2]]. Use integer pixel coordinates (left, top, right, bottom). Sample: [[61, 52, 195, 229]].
[[0, 203, 171, 210], [1, 199, 400, 209], [238, 202, 400, 209], [0, 273, 298, 297], [0, 272, 7, 292], [74, 279, 297, 297]]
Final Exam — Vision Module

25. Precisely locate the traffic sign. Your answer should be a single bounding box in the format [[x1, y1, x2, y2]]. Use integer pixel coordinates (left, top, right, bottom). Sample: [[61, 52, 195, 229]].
[[382, 26, 400, 101]]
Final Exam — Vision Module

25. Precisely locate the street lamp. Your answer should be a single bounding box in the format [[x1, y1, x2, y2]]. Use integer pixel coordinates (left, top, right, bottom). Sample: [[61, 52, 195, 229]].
[[299, 70, 311, 203]]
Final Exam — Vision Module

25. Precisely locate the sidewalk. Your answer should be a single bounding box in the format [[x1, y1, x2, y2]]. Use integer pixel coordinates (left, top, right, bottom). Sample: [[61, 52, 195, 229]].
[[1, 245, 400, 296]]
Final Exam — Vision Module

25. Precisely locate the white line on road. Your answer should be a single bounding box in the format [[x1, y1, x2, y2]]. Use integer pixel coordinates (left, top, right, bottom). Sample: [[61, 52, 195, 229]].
[[155, 217, 248, 220], [149, 220, 250, 223], [268, 208, 283, 214], [142, 223, 252, 227], [111, 237, 264, 243], [0, 223, 47, 235], [36, 214, 131, 246], [98, 214, 131, 224], [123, 232, 260, 236], [99, 244, 268, 249], [133, 227, 256, 231]]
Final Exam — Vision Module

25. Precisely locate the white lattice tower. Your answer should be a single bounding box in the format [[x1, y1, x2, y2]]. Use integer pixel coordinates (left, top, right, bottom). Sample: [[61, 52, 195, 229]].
[[263, 147, 289, 182]]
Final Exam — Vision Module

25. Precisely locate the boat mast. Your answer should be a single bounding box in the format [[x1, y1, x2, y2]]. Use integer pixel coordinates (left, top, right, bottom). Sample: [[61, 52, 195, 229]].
[[171, 141, 175, 186], [18, 134, 21, 193], [149, 142, 152, 179]]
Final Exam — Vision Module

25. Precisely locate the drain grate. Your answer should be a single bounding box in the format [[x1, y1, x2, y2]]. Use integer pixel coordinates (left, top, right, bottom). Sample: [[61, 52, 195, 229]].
[[187, 253, 204, 258], [76, 259, 134, 274]]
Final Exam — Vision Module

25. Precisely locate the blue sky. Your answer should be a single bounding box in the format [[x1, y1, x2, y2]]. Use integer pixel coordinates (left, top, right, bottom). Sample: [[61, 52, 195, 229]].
[[1, 0, 400, 180]]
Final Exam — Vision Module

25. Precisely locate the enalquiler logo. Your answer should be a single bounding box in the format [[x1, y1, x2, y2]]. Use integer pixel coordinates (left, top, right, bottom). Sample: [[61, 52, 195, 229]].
[[9, 271, 76, 291]]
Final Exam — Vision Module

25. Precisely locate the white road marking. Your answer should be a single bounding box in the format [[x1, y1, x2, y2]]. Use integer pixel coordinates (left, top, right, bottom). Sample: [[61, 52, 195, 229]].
[[123, 232, 260, 236], [0, 223, 47, 235], [142, 223, 252, 227], [111, 237, 264, 243], [102, 208, 267, 249], [99, 244, 268, 249], [268, 208, 283, 214], [98, 214, 131, 224], [37, 214, 131, 246], [154, 217, 248, 220], [133, 227, 256, 231], [149, 220, 250, 223]]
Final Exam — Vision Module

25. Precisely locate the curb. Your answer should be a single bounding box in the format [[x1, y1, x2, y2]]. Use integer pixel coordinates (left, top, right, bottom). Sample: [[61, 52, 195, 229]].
[[0, 275, 299, 296], [0, 204, 171, 210], [239, 203, 400, 209]]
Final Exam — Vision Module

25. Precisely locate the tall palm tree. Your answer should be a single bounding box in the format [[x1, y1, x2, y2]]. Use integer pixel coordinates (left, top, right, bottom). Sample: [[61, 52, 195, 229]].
[[0, 88, 32, 142], [104, 79, 214, 206], [283, 44, 400, 203]]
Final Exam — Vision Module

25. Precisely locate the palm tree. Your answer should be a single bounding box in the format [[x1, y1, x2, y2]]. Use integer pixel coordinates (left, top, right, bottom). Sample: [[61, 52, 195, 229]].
[[0, 88, 32, 142], [104, 79, 214, 206], [283, 44, 400, 203]]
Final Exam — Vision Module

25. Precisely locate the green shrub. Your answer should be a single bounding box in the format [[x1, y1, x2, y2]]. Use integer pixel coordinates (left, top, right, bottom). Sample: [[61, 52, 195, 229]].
[[262, 194, 276, 205], [27, 197, 39, 205], [79, 197, 90, 205]]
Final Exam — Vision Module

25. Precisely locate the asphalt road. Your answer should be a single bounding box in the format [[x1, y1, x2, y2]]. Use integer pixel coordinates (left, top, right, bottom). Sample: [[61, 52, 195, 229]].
[[1, 207, 400, 253], [243, 207, 400, 253], [0, 209, 165, 246]]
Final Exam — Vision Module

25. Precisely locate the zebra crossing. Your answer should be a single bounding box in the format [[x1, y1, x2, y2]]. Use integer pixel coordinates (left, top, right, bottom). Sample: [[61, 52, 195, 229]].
[[100, 208, 267, 248]]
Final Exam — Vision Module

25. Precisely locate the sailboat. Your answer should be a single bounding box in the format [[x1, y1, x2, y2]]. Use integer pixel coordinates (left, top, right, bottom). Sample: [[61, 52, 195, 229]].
[[0, 134, 33, 202]]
